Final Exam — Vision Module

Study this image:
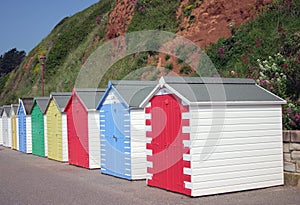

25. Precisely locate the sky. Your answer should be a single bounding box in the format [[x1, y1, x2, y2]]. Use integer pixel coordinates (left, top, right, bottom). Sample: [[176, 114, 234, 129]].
[[0, 0, 100, 55]]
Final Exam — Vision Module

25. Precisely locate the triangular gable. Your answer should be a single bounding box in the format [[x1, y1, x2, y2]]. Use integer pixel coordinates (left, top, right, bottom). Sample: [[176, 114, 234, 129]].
[[18, 98, 34, 115], [96, 81, 126, 110], [47, 92, 71, 113], [140, 76, 287, 107], [34, 97, 50, 114], [10, 104, 19, 115], [1, 105, 11, 117], [96, 80, 157, 109], [65, 88, 106, 112]]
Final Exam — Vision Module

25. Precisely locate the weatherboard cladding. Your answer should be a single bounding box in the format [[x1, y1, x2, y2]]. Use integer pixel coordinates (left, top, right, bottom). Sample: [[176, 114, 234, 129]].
[[98, 80, 156, 180], [11, 104, 19, 150], [143, 76, 285, 197], [0, 108, 2, 145], [65, 88, 105, 169], [2, 105, 11, 147]]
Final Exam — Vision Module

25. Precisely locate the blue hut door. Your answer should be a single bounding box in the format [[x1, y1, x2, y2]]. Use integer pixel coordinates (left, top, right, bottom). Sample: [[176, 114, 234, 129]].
[[101, 102, 131, 179], [19, 106, 26, 153]]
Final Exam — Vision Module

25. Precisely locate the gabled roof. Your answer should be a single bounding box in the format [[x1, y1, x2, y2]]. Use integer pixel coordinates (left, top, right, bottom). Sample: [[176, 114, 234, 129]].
[[140, 76, 286, 107], [19, 98, 34, 115], [11, 104, 19, 115], [72, 88, 106, 111], [97, 80, 157, 109], [34, 97, 50, 114], [1, 105, 11, 117], [50, 92, 72, 112]]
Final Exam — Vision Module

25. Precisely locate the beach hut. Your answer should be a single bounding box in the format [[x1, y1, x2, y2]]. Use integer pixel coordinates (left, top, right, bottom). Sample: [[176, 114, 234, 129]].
[[0, 107, 2, 145], [65, 88, 105, 169], [140, 76, 286, 197], [46, 92, 71, 162], [18, 98, 34, 153], [2, 105, 12, 147], [31, 97, 50, 157], [96, 80, 157, 180], [11, 104, 19, 150]]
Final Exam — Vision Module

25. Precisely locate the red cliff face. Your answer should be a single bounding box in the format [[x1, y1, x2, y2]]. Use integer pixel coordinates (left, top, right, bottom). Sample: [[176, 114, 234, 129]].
[[177, 0, 272, 49]]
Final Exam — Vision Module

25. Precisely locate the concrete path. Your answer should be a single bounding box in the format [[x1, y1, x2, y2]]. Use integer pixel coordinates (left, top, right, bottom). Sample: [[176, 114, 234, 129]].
[[0, 146, 299, 205]]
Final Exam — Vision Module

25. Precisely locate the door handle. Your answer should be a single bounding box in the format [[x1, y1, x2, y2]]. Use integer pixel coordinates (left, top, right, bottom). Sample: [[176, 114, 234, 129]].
[[113, 135, 117, 142]]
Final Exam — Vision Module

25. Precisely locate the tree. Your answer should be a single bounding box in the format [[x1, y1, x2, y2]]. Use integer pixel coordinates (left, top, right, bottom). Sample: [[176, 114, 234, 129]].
[[0, 48, 26, 76]]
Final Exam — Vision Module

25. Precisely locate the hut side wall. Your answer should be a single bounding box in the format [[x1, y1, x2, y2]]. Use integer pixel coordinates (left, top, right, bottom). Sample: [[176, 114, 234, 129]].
[[88, 111, 100, 169], [130, 109, 147, 180], [0, 118, 2, 145], [25, 116, 32, 153], [7, 117, 12, 147], [187, 104, 284, 196], [62, 114, 68, 162], [44, 115, 48, 156], [2, 112, 9, 147]]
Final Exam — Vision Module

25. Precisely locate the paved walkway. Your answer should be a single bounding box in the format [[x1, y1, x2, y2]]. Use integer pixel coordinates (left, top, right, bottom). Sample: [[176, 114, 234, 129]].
[[0, 146, 299, 205]]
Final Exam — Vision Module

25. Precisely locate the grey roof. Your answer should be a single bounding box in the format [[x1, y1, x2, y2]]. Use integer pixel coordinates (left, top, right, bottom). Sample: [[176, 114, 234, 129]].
[[11, 104, 18, 115], [2, 105, 11, 117], [34, 97, 50, 114], [111, 80, 157, 107], [159, 76, 285, 103], [74, 88, 106, 110], [20, 98, 34, 114], [50, 92, 72, 112]]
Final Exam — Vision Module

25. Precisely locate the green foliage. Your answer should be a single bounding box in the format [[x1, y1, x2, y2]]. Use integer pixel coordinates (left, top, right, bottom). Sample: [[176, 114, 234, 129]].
[[0, 48, 26, 75], [180, 65, 192, 74], [127, 0, 181, 33], [165, 54, 170, 61], [164, 61, 173, 70], [206, 0, 300, 129], [99, 52, 149, 88]]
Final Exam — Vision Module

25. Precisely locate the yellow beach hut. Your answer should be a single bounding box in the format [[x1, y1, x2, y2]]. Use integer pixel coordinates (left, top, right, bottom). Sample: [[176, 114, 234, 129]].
[[45, 92, 71, 162], [11, 104, 19, 150]]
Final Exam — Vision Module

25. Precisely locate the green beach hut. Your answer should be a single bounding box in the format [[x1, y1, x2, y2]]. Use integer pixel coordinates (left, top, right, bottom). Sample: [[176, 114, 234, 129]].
[[31, 97, 50, 157]]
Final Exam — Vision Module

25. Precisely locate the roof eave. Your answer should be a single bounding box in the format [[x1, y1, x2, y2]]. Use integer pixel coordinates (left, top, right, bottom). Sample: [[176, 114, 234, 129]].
[[189, 100, 286, 106]]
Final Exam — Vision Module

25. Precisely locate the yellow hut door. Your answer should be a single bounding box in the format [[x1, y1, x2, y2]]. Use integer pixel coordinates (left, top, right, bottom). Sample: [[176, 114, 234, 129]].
[[11, 115, 17, 150]]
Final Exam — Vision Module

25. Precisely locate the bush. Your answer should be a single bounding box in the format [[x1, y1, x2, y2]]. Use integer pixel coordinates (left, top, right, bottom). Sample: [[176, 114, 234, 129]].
[[164, 62, 173, 70]]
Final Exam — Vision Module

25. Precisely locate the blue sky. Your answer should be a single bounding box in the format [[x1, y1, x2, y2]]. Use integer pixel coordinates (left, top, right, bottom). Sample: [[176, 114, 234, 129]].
[[0, 0, 99, 55]]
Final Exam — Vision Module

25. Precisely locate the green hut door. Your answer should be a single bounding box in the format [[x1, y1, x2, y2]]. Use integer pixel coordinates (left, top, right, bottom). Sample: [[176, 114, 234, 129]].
[[31, 104, 45, 156]]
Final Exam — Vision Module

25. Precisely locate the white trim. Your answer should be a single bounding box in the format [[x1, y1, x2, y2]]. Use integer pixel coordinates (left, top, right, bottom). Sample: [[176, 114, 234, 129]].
[[190, 101, 285, 106]]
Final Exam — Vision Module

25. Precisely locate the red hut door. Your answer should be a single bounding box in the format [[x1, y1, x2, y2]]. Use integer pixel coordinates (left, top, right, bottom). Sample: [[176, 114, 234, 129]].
[[148, 94, 189, 195], [67, 96, 89, 168]]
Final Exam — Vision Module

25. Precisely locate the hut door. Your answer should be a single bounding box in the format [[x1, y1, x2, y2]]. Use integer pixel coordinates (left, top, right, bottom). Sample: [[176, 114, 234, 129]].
[[101, 103, 129, 178], [149, 94, 186, 194], [12, 116, 17, 149], [19, 109, 26, 152]]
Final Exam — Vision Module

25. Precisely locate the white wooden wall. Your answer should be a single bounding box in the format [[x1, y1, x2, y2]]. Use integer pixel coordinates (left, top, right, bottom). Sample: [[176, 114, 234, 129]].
[[26, 116, 32, 153], [2, 113, 8, 147], [7, 117, 12, 147], [62, 114, 68, 162], [88, 111, 100, 169], [16, 118, 19, 150], [44, 115, 48, 156], [184, 104, 283, 197], [130, 109, 147, 180], [0, 118, 3, 145]]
